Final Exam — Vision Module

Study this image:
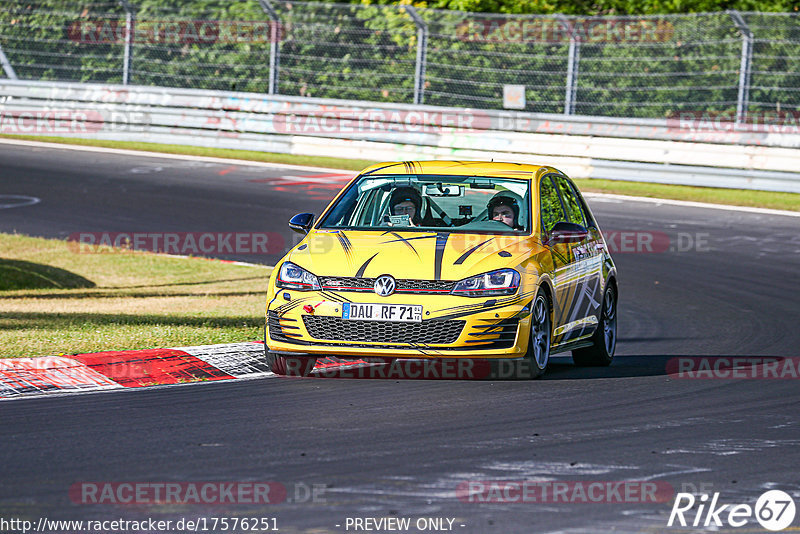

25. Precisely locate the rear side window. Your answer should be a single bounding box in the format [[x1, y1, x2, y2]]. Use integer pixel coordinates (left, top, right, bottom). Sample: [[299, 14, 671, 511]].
[[555, 176, 587, 227], [540, 176, 565, 233], [572, 184, 597, 228]]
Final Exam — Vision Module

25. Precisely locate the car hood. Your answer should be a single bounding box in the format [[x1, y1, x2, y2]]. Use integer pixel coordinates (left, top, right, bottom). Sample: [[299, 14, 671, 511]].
[[287, 229, 544, 280]]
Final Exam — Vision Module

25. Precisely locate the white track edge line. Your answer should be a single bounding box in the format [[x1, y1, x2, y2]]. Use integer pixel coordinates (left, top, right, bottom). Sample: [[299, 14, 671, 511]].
[[0, 137, 351, 174], [583, 192, 800, 218]]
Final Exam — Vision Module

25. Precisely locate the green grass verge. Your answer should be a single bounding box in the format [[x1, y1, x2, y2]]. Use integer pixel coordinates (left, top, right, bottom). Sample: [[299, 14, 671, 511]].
[[3, 133, 798, 211], [0, 233, 271, 358], [573, 179, 799, 212]]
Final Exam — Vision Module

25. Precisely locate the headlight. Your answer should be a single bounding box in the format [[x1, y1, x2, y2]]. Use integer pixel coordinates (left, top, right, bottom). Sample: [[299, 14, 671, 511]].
[[276, 262, 321, 291], [451, 269, 520, 297]]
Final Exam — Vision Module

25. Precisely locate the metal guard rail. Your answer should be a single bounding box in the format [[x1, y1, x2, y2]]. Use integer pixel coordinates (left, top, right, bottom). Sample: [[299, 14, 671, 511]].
[[1, 80, 799, 193]]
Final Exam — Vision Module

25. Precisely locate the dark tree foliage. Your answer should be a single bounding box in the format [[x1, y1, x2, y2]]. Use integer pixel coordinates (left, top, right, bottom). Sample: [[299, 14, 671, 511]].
[[414, 0, 797, 15], [1, 0, 797, 118]]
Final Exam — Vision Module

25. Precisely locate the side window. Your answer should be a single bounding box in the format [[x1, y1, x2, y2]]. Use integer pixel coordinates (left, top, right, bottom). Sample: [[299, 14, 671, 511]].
[[539, 176, 565, 233], [573, 187, 596, 228], [555, 176, 587, 227]]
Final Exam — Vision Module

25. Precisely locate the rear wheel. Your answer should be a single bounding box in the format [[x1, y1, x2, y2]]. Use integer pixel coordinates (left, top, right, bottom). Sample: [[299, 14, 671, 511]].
[[521, 289, 551, 379], [572, 284, 617, 367]]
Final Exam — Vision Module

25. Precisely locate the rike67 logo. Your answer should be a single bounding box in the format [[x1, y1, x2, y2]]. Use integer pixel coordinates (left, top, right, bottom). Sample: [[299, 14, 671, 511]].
[[668, 490, 796, 531]]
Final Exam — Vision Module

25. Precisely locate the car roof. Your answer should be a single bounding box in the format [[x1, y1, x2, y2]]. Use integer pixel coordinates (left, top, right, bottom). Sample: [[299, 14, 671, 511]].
[[360, 160, 552, 180]]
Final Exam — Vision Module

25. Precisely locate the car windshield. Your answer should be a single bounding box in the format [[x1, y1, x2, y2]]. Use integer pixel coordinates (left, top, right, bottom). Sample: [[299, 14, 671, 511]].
[[317, 174, 531, 234]]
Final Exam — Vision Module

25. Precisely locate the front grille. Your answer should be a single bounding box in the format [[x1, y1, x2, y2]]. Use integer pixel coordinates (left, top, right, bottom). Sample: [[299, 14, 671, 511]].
[[318, 276, 455, 294], [318, 276, 373, 291], [398, 279, 455, 292], [303, 316, 465, 345]]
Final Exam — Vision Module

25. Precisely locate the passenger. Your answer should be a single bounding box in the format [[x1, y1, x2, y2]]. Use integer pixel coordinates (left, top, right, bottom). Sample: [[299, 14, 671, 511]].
[[390, 187, 423, 226], [487, 191, 524, 230]]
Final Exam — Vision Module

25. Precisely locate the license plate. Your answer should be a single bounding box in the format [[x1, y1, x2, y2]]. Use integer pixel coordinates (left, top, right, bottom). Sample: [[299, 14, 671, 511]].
[[342, 303, 422, 322]]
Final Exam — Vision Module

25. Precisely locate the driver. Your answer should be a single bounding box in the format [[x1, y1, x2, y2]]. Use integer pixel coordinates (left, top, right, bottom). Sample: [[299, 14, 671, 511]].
[[487, 191, 524, 230], [390, 187, 423, 226]]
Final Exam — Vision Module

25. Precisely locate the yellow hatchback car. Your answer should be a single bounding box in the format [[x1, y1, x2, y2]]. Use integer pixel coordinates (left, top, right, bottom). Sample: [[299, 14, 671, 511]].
[[265, 161, 617, 379]]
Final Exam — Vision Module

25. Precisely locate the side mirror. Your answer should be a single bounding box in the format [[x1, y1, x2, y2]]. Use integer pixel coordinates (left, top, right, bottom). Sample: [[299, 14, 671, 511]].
[[289, 213, 315, 234], [547, 221, 588, 244]]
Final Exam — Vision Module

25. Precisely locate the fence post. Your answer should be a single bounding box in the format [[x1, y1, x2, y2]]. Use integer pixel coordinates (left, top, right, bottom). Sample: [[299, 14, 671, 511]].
[[560, 15, 580, 115], [258, 0, 281, 95], [118, 0, 134, 85], [0, 42, 18, 80], [729, 10, 753, 124], [404, 5, 428, 105]]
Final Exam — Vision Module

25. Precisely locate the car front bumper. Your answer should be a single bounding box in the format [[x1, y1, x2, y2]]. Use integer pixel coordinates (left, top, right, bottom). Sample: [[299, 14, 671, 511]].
[[265, 289, 535, 359]]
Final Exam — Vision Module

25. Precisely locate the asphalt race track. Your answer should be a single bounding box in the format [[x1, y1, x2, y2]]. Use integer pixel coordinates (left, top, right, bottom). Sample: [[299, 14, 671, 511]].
[[2, 141, 799, 533]]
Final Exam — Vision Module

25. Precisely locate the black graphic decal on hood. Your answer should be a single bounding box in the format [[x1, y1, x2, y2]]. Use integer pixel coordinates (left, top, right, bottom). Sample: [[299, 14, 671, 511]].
[[336, 232, 353, 258], [355, 253, 379, 278], [434, 232, 450, 280], [454, 239, 492, 265], [384, 232, 422, 257]]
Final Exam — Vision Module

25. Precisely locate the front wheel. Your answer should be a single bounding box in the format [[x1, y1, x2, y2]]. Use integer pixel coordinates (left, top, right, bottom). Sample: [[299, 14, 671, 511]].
[[521, 289, 551, 379], [572, 284, 617, 367], [264, 324, 317, 376], [267, 354, 318, 376]]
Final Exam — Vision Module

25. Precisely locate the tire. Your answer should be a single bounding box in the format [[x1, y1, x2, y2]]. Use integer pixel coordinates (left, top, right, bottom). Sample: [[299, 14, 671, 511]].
[[521, 289, 551, 379], [572, 283, 617, 367], [267, 353, 318, 376], [263, 324, 317, 376]]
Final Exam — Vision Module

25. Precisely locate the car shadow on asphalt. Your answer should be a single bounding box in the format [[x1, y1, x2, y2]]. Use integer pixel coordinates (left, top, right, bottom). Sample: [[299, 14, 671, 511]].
[[543, 355, 677, 380], [308, 354, 794, 381], [306, 354, 678, 381]]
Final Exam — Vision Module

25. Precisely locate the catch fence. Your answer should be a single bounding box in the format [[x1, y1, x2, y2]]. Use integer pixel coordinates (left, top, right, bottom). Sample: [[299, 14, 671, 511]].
[[0, 1, 798, 121]]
